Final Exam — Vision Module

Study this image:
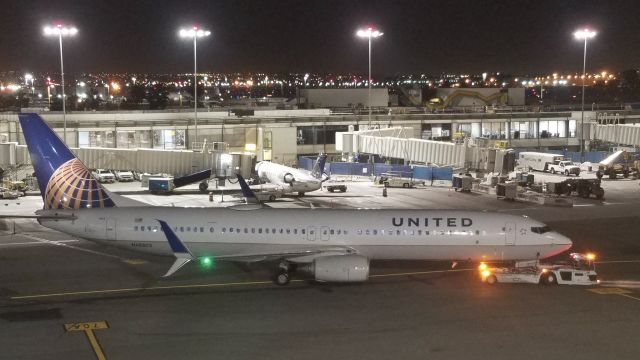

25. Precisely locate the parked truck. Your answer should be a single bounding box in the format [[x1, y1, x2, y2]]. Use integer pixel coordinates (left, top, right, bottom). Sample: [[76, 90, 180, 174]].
[[518, 152, 580, 176]]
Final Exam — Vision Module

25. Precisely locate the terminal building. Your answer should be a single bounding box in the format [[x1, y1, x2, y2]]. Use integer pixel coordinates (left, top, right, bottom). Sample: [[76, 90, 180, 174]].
[[2, 89, 639, 171]]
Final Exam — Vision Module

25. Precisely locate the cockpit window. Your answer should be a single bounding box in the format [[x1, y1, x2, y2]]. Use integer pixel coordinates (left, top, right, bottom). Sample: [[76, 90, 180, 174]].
[[531, 226, 551, 234]]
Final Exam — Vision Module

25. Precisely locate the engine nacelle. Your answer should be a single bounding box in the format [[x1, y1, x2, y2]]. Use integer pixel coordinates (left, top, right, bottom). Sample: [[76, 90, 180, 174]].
[[305, 255, 370, 282], [281, 172, 295, 184]]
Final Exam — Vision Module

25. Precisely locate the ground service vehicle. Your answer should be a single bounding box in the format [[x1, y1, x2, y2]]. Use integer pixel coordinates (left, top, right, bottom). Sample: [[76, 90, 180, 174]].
[[91, 169, 116, 183], [518, 152, 580, 175], [113, 170, 135, 182], [547, 160, 581, 176], [596, 150, 639, 179], [480, 253, 598, 285], [324, 184, 347, 192], [375, 172, 420, 188]]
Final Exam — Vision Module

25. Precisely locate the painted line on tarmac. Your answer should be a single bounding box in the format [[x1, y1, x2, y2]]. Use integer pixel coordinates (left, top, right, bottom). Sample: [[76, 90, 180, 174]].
[[18, 233, 138, 264], [0, 239, 79, 247], [596, 260, 640, 264], [369, 268, 474, 278], [11, 268, 471, 300]]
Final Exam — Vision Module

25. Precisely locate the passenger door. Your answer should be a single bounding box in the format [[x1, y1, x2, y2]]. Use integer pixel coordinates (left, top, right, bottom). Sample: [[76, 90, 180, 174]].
[[306, 226, 316, 241], [106, 218, 117, 241], [505, 222, 515, 245]]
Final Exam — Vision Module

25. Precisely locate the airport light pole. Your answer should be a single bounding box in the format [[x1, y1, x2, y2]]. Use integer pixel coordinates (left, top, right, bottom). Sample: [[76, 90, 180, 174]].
[[357, 26, 383, 129], [43, 24, 77, 144], [179, 26, 211, 148], [574, 28, 596, 162]]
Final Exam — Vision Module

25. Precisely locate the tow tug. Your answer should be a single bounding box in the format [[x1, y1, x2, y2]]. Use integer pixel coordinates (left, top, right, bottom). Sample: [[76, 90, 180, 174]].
[[479, 253, 599, 286]]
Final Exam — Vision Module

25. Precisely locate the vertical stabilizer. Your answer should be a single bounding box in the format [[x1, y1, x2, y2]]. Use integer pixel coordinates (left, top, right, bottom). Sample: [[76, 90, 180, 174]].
[[311, 153, 328, 179], [19, 113, 115, 209]]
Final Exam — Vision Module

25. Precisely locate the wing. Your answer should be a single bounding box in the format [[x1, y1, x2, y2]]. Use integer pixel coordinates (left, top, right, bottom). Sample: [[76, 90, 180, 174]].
[[156, 219, 356, 276]]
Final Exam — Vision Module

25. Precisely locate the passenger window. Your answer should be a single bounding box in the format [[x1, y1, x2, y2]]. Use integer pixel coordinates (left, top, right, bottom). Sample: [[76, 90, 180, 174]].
[[373, 229, 377, 235], [272, 228, 276, 233], [280, 229, 283, 234], [141, 226, 145, 232], [302, 229, 306, 235], [230, 228, 234, 233], [153, 226, 158, 232], [417, 230, 422, 235], [357, 229, 362, 235], [209, 227, 214, 233], [200, 227, 204, 233], [187, 226, 191, 232], [365, 230, 370, 235], [344, 230, 348, 235], [330, 229, 334, 235], [286, 229, 291, 234], [252, 228, 255, 233], [475, 230, 480, 235], [396, 230, 401, 235], [258, 228, 262, 234], [236, 228, 240, 233], [244, 228, 248, 233], [265, 228, 269, 234], [134, 226, 138, 231], [222, 227, 226, 233], [426, 230, 429, 235]]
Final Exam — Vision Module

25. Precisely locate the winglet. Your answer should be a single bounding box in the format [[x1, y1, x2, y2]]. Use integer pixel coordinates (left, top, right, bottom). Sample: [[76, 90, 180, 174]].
[[157, 219, 194, 277]]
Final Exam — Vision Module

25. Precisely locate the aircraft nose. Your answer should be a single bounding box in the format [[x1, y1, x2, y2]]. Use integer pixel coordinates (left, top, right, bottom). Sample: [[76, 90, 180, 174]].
[[552, 232, 573, 249]]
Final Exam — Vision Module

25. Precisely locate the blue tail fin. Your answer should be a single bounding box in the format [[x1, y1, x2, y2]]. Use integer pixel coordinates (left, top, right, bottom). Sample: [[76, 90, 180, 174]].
[[19, 113, 115, 209], [311, 153, 328, 179], [237, 174, 257, 200]]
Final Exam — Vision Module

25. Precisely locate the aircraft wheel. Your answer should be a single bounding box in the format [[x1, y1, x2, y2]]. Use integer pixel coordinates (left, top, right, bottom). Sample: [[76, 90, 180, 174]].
[[486, 275, 497, 285], [540, 272, 557, 285], [274, 270, 291, 286], [403, 183, 409, 188], [269, 195, 276, 201], [199, 182, 209, 193]]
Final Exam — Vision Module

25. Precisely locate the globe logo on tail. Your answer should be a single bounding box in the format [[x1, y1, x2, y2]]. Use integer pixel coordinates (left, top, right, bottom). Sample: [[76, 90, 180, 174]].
[[44, 159, 115, 209]]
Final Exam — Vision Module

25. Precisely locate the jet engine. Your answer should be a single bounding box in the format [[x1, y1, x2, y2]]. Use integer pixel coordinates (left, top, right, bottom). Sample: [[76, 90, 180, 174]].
[[301, 255, 370, 282], [281, 172, 295, 184]]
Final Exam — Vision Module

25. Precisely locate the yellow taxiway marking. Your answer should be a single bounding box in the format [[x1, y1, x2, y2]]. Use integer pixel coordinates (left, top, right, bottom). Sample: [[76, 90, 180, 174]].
[[64, 321, 109, 360], [588, 287, 640, 302], [11, 269, 472, 300]]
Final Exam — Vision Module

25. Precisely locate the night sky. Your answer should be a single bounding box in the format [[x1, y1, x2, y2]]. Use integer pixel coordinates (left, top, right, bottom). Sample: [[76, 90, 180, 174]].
[[1, 0, 639, 76]]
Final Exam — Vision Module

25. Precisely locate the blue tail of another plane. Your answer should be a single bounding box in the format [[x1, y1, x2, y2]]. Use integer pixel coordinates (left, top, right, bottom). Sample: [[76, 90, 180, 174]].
[[237, 174, 258, 202], [19, 113, 115, 209], [311, 153, 328, 179]]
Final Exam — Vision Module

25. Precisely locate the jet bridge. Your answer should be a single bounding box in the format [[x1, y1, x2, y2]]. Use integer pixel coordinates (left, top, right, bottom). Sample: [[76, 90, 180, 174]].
[[0, 142, 254, 179], [590, 123, 640, 147]]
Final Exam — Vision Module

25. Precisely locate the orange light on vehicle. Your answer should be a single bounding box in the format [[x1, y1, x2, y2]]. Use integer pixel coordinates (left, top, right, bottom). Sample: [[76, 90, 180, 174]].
[[586, 253, 596, 260], [479, 262, 488, 271], [481, 270, 491, 278], [541, 268, 548, 273]]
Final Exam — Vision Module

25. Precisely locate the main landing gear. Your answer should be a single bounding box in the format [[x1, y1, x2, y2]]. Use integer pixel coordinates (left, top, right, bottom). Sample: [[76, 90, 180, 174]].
[[274, 261, 295, 286]]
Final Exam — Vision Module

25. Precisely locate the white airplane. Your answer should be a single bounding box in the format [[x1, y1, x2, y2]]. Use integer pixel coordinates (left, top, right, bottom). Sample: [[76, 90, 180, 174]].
[[14, 113, 573, 285], [255, 154, 327, 196]]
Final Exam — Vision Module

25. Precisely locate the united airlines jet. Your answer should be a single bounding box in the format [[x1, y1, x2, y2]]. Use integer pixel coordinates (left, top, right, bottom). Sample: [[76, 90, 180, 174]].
[[16, 113, 572, 285], [255, 153, 327, 196]]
